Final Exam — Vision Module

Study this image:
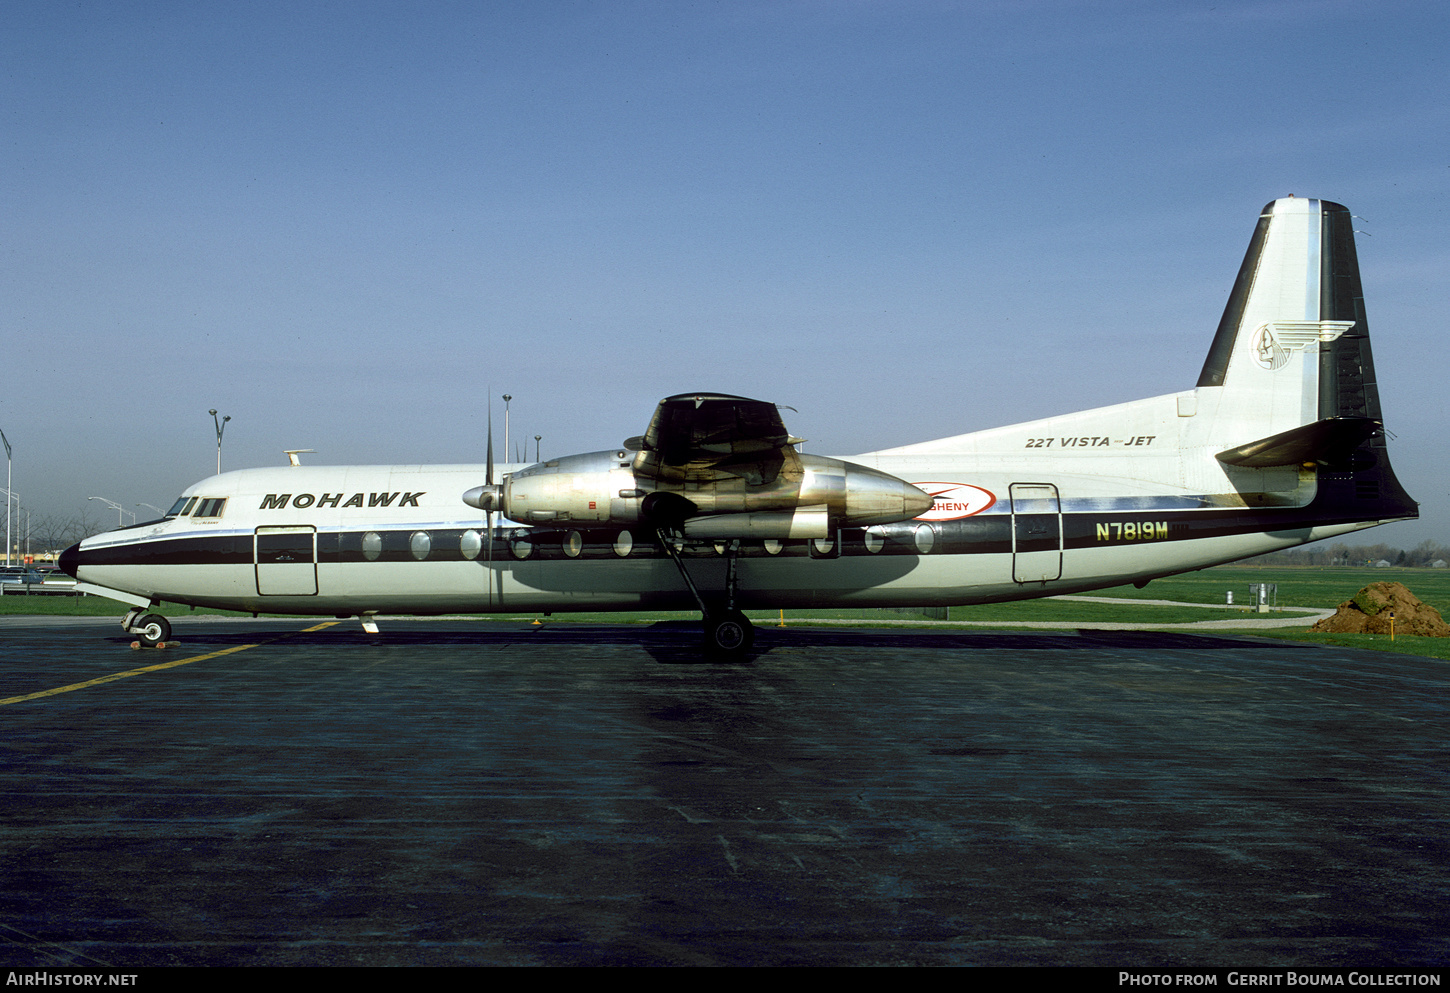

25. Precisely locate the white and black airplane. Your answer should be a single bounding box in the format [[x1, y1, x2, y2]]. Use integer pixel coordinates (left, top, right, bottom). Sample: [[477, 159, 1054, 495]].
[[60, 197, 1417, 654]]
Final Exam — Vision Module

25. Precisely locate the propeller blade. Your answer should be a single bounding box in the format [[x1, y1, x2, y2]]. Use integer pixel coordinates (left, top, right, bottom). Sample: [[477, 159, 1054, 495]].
[[487, 396, 494, 607]]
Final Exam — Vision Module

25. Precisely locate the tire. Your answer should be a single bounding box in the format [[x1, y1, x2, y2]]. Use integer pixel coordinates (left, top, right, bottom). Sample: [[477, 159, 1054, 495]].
[[135, 613, 171, 647], [704, 610, 753, 658]]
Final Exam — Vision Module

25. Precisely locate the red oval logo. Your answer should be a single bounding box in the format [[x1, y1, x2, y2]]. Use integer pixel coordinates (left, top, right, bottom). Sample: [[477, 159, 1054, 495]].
[[913, 482, 996, 521]]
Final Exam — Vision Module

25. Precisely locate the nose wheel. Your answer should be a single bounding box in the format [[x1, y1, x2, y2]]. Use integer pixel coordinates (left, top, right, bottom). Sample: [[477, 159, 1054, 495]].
[[122, 609, 172, 647]]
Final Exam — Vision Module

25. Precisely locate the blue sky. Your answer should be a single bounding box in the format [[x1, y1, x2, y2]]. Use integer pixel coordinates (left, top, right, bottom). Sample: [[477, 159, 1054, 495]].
[[4, 0, 1447, 547]]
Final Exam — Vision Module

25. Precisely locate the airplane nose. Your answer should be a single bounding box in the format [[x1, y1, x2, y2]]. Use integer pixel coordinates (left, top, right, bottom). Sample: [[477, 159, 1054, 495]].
[[58, 542, 82, 578]]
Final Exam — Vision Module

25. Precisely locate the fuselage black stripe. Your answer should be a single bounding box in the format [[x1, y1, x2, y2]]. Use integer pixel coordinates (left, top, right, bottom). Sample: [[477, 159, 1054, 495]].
[[69, 504, 1387, 569]]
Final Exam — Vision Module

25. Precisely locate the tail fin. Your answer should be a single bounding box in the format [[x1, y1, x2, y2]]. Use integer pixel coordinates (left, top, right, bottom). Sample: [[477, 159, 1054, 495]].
[[1198, 196, 1414, 517], [1198, 197, 1379, 426]]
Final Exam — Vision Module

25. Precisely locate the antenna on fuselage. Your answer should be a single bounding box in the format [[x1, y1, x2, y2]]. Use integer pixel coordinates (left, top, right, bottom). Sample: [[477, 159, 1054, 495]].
[[284, 450, 315, 466]]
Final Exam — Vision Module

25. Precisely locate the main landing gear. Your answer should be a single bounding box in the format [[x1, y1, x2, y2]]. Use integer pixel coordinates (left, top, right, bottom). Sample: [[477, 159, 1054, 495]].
[[121, 608, 171, 647], [657, 531, 756, 659], [704, 608, 754, 656]]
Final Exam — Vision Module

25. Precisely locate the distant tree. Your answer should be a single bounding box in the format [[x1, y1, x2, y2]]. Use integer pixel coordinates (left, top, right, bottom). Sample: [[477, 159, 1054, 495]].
[[1242, 538, 1450, 567], [1407, 540, 1450, 567], [27, 509, 106, 559]]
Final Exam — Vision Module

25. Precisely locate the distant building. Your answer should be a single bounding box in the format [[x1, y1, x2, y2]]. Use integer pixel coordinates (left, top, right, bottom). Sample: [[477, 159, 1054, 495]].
[[1375, 559, 1393, 568], [1433, 559, 1448, 569]]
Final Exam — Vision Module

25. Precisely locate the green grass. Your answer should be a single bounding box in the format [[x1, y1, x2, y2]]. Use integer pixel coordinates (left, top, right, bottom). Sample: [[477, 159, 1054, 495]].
[[1080, 565, 1450, 614], [0, 594, 259, 619], [1252, 629, 1450, 661], [545, 604, 1303, 625], [6, 565, 1447, 659], [950, 601, 1302, 623]]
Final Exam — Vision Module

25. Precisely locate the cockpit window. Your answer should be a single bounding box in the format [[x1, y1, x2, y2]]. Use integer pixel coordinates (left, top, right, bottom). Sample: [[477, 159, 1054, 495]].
[[192, 497, 227, 518], [166, 496, 199, 518]]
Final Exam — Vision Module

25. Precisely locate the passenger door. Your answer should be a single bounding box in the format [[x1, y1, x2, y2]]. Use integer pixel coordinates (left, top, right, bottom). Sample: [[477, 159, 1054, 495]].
[[255, 526, 318, 595], [1010, 483, 1062, 583]]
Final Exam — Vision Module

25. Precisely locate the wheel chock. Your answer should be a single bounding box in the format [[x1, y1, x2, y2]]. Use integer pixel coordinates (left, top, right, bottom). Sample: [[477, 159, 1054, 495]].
[[129, 640, 177, 651]]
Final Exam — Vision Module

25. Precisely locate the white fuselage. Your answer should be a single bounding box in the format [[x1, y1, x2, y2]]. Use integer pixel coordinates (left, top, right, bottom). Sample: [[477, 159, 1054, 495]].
[[65, 399, 1400, 618]]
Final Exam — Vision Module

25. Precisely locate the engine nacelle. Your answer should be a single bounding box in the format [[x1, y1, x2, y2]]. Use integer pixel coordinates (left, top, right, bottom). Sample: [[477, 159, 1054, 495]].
[[464, 449, 933, 530], [500, 450, 638, 524]]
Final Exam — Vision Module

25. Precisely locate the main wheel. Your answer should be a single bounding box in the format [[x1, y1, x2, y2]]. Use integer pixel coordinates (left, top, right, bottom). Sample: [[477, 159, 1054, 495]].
[[134, 613, 171, 647], [704, 610, 754, 658]]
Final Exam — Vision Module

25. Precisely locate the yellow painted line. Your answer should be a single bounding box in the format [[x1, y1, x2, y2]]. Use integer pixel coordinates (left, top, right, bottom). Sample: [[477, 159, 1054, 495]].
[[0, 620, 340, 707]]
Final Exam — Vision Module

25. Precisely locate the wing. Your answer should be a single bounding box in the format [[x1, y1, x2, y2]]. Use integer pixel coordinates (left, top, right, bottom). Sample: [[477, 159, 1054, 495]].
[[625, 393, 805, 485]]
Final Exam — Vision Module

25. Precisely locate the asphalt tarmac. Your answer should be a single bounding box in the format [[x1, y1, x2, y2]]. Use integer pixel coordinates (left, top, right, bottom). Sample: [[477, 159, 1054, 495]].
[[1, 616, 1446, 967]]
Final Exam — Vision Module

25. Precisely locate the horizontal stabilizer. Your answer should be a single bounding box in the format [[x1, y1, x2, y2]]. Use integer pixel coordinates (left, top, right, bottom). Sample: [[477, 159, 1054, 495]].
[[1215, 417, 1381, 468]]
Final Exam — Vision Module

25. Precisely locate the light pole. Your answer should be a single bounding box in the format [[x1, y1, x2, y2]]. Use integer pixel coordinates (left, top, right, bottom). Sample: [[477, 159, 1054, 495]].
[[502, 395, 512, 465], [2, 487, 23, 556], [1, 428, 10, 566], [137, 503, 166, 518], [89, 496, 135, 527], [0, 491, 30, 562], [0, 489, 17, 564], [535, 435, 541, 462], [210, 409, 230, 474]]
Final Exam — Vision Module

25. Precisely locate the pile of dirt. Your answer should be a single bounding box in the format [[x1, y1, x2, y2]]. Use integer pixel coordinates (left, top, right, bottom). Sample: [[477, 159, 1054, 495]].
[[1309, 582, 1450, 637]]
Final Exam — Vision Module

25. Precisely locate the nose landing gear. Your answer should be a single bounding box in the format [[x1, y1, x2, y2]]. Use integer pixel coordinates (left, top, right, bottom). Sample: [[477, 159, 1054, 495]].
[[121, 608, 172, 648]]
